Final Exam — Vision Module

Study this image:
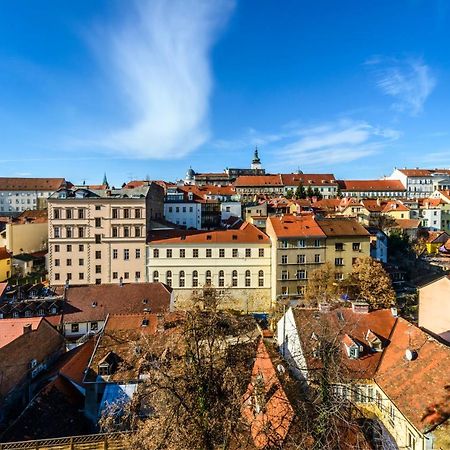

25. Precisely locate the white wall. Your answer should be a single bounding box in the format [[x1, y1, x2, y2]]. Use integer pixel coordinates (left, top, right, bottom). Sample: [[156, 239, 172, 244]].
[[164, 202, 201, 229]]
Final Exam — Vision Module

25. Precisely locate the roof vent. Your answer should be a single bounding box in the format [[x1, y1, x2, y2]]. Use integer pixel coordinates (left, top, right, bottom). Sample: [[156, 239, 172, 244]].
[[405, 349, 417, 361], [92, 301, 98, 308], [390, 307, 398, 317], [142, 299, 148, 305]]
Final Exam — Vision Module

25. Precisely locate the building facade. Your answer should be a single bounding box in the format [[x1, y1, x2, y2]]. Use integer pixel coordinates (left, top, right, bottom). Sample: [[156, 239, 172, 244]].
[[47, 184, 164, 286]]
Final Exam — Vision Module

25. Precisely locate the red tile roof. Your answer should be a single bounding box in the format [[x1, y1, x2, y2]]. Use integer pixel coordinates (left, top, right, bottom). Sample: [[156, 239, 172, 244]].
[[235, 175, 283, 187], [281, 173, 337, 186], [376, 318, 450, 432], [148, 221, 269, 244], [12, 209, 48, 224], [382, 201, 410, 213], [393, 219, 421, 230], [268, 215, 326, 238], [59, 282, 172, 324], [0, 317, 43, 348], [397, 168, 450, 177], [59, 339, 96, 386], [317, 218, 370, 237], [0, 246, 11, 260], [0, 177, 66, 191], [339, 180, 405, 191]]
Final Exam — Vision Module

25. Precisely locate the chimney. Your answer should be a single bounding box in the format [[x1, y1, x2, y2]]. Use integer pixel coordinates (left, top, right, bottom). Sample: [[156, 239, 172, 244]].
[[390, 307, 398, 317], [318, 302, 331, 313], [351, 301, 369, 314], [23, 324, 32, 334]]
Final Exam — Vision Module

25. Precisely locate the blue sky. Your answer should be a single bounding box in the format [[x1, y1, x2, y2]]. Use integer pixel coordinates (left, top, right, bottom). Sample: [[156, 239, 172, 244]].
[[0, 0, 449, 186]]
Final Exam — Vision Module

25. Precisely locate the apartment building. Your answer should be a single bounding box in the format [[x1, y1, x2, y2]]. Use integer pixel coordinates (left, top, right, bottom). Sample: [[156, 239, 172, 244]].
[[0, 177, 68, 214], [266, 215, 370, 301], [146, 222, 272, 312], [47, 184, 164, 286], [338, 179, 406, 199], [388, 168, 450, 198], [281, 173, 338, 199]]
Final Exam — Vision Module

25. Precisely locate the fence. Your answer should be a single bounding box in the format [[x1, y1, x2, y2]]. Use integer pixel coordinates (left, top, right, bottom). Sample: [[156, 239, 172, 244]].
[[0, 432, 130, 450]]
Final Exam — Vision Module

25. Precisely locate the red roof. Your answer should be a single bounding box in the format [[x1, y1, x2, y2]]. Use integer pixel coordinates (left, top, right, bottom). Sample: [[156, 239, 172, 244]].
[[0, 317, 43, 348], [376, 318, 450, 432], [281, 173, 337, 186], [397, 168, 450, 177], [0, 177, 66, 191], [0, 246, 11, 260], [268, 215, 326, 238], [148, 221, 269, 244], [339, 180, 405, 191], [58, 339, 96, 386], [235, 175, 283, 187]]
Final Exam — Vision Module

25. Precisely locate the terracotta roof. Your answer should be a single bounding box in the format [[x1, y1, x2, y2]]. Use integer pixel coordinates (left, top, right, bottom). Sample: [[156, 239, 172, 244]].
[[60, 339, 96, 386], [0, 282, 8, 297], [0, 317, 43, 348], [292, 307, 397, 380], [393, 219, 421, 229], [196, 185, 236, 196], [242, 339, 295, 448], [281, 173, 337, 186], [0, 177, 66, 191], [422, 198, 443, 208], [382, 201, 410, 213], [59, 282, 172, 324], [194, 172, 230, 179], [268, 215, 325, 238], [338, 180, 405, 191], [360, 199, 385, 212], [376, 318, 450, 432], [397, 168, 450, 177], [0, 246, 11, 260], [11, 209, 48, 224], [148, 221, 269, 244], [234, 175, 283, 187], [317, 218, 370, 237]]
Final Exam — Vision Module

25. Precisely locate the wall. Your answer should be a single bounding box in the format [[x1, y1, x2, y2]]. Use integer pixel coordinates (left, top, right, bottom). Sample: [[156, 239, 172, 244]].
[[4, 222, 48, 255], [0, 257, 11, 282], [164, 202, 201, 229]]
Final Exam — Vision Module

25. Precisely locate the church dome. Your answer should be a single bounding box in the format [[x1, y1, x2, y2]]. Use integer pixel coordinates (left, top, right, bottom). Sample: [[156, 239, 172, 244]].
[[186, 167, 195, 180]]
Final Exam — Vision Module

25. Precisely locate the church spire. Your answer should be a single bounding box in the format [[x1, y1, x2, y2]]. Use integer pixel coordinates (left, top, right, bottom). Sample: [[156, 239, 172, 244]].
[[103, 172, 109, 188], [252, 146, 261, 164]]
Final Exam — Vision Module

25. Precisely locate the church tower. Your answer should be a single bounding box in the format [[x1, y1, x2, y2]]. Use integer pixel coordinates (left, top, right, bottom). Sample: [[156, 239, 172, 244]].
[[251, 146, 262, 170]]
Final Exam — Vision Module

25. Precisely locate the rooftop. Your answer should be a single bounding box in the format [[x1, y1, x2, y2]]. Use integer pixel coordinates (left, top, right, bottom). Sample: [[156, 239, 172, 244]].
[[316, 218, 370, 237], [0, 317, 44, 348], [338, 179, 405, 191], [267, 215, 326, 239], [0, 177, 66, 192], [235, 175, 283, 187]]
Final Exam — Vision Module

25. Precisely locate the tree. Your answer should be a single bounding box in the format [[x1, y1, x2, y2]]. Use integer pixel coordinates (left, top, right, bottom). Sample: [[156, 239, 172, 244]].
[[304, 263, 340, 306], [312, 188, 323, 200], [373, 214, 397, 232], [285, 189, 294, 199], [306, 186, 315, 199], [295, 183, 307, 199], [345, 257, 396, 309]]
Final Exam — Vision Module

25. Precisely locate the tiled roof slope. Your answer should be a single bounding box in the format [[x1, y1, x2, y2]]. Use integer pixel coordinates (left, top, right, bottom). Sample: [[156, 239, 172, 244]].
[[0, 317, 43, 348], [317, 218, 370, 237], [338, 180, 405, 191], [375, 317, 450, 432], [59, 282, 172, 323], [268, 215, 326, 238], [0, 177, 66, 191], [148, 221, 269, 244], [235, 175, 283, 187], [281, 174, 337, 185]]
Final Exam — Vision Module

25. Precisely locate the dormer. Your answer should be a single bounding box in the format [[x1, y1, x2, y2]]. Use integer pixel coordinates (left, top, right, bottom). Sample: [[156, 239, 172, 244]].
[[98, 351, 117, 377], [342, 334, 363, 359], [366, 329, 383, 352]]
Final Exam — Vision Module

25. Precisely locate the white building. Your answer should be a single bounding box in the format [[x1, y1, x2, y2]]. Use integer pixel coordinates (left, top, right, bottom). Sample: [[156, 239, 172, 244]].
[[388, 168, 450, 198]]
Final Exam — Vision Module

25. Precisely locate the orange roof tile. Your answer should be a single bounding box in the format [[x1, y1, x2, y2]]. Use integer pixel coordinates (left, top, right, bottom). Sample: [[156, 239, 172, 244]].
[[317, 218, 370, 237], [0, 246, 11, 260], [235, 175, 283, 187], [339, 180, 405, 191], [0, 317, 43, 348], [0, 177, 66, 191], [281, 173, 337, 186], [393, 219, 421, 229], [268, 215, 326, 238], [398, 168, 450, 177]]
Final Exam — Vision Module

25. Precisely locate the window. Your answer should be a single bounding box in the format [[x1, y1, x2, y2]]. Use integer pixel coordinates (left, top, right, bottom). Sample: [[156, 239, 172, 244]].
[[79, 272, 84, 280], [135, 227, 141, 237], [218, 270, 225, 287], [95, 234, 101, 244], [166, 271, 172, 286], [335, 272, 344, 281], [335, 243, 344, 251], [258, 270, 264, 287], [112, 249, 118, 259], [54, 227, 60, 238], [54, 209, 60, 219], [55, 259, 60, 267], [135, 249, 141, 259], [192, 270, 198, 287], [297, 270, 306, 280], [206, 249, 212, 258], [66, 209, 72, 219], [193, 249, 199, 258], [335, 258, 344, 266], [245, 270, 251, 287], [219, 249, 225, 258], [297, 254, 305, 264], [281, 255, 288, 264], [135, 208, 141, 218], [67, 258, 72, 266], [282, 286, 288, 295], [67, 244, 72, 252], [79, 258, 84, 266], [205, 270, 212, 285], [352, 243, 360, 251], [180, 249, 185, 258], [314, 239, 321, 247], [55, 273, 60, 281], [407, 430, 416, 450], [281, 270, 288, 280], [166, 249, 172, 258], [135, 271, 141, 280], [124, 249, 130, 260], [71, 323, 79, 333], [78, 208, 84, 219], [112, 208, 119, 219], [95, 218, 101, 227], [54, 244, 60, 252], [153, 249, 159, 258], [375, 391, 382, 410], [124, 208, 130, 219], [388, 403, 395, 427], [66, 227, 73, 238], [95, 250, 101, 259], [259, 248, 264, 257], [91, 322, 98, 331], [232, 270, 238, 287], [96, 265, 101, 274], [281, 240, 288, 249], [314, 254, 321, 263], [112, 227, 118, 238], [95, 205, 101, 211], [298, 239, 306, 248], [297, 285, 305, 295], [124, 272, 129, 279], [124, 227, 130, 238], [78, 227, 84, 238], [179, 271, 185, 287], [232, 249, 238, 258], [153, 270, 159, 282]]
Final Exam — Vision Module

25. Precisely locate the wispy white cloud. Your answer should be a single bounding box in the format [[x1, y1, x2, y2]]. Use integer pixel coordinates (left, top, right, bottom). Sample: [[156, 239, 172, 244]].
[[90, 0, 234, 159], [367, 57, 436, 116]]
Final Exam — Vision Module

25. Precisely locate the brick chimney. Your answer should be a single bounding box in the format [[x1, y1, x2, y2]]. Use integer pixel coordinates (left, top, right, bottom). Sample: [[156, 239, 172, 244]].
[[351, 301, 369, 314]]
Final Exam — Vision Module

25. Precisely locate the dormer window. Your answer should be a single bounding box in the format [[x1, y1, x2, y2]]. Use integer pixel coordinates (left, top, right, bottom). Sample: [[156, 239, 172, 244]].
[[343, 334, 363, 359], [366, 329, 383, 352]]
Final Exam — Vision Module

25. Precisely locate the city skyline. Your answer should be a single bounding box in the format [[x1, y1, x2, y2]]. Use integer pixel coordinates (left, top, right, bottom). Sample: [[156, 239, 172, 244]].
[[1, 1, 449, 185]]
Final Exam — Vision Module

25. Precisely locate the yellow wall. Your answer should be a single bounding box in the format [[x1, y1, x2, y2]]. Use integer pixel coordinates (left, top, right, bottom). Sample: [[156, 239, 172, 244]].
[[0, 256, 11, 281], [4, 222, 48, 255]]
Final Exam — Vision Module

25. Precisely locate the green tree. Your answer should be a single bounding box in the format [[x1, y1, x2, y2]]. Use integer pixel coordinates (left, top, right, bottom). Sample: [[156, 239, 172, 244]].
[[312, 188, 323, 200], [295, 183, 307, 199], [285, 189, 294, 199], [306, 186, 314, 199]]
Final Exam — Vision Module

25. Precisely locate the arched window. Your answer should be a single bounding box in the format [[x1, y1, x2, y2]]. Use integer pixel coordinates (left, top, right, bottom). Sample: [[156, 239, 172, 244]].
[[153, 270, 159, 282], [258, 270, 264, 287], [179, 270, 185, 287], [218, 270, 225, 287], [205, 270, 212, 285], [245, 270, 251, 287], [192, 270, 198, 287], [166, 270, 172, 287], [232, 270, 238, 287]]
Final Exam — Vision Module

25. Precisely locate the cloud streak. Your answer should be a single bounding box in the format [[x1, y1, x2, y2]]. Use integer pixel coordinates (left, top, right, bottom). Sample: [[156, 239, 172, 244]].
[[367, 57, 436, 116], [93, 0, 234, 158]]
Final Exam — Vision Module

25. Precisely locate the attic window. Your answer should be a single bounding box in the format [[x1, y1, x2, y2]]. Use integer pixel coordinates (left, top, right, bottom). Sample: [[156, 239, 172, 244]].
[[232, 235, 238, 240], [206, 235, 212, 240], [181, 236, 186, 240], [258, 235, 263, 240], [142, 319, 149, 327]]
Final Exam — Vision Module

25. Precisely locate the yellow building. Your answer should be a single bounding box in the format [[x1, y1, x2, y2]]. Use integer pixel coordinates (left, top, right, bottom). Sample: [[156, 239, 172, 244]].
[[0, 246, 11, 281]]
